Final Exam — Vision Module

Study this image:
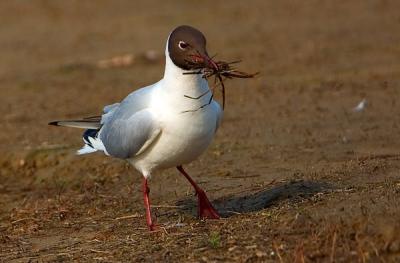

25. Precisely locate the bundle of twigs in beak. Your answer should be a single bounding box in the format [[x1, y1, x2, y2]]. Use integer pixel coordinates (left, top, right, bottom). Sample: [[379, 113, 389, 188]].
[[184, 56, 257, 110]]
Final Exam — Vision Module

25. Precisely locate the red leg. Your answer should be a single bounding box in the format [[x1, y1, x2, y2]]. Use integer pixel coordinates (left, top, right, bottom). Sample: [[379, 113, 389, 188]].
[[142, 178, 156, 231], [177, 166, 220, 219]]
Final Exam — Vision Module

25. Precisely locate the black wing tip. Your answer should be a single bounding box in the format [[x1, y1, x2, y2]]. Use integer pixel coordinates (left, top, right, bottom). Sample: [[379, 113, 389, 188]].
[[48, 121, 59, 126]]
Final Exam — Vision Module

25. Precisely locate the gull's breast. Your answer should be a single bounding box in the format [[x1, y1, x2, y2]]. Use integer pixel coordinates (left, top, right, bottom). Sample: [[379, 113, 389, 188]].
[[131, 101, 219, 175]]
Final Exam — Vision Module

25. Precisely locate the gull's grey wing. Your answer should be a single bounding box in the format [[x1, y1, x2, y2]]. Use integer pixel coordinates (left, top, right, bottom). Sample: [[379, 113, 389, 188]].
[[50, 84, 161, 158], [98, 84, 161, 159], [100, 109, 161, 159]]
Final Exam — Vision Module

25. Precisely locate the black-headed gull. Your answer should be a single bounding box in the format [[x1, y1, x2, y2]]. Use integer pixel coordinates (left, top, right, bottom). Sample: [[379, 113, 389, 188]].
[[50, 25, 223, 230]]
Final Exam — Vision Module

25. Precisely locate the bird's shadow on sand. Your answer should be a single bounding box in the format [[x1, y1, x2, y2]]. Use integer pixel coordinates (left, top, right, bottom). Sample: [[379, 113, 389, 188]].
[[176, 180, 334, 217]]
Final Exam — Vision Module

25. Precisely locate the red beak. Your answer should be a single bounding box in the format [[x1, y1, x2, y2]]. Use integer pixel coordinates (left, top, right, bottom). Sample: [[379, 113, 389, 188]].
[[190, 52, 219, 71]]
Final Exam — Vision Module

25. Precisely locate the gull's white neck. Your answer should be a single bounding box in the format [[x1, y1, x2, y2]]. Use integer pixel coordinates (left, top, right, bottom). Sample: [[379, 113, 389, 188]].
[[163, 53, 209, 96]]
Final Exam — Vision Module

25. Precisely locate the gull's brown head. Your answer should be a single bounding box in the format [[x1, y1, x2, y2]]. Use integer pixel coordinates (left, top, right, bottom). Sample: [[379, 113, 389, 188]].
[[168, 25, 217, 71]]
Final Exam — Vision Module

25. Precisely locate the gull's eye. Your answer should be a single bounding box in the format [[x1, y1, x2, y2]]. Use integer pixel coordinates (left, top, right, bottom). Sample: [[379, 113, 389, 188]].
[[178, 41, 189, 50]]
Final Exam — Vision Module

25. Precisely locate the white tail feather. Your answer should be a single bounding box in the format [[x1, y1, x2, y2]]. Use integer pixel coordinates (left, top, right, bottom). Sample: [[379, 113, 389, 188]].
[[77, 145, 98, 155]]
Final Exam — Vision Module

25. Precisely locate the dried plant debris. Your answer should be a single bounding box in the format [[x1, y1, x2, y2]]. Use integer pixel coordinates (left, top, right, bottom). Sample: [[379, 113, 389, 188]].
[[183, 56, 258, 111]]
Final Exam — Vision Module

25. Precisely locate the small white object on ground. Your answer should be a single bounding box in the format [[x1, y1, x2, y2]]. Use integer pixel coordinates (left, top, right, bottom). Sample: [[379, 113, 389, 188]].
[[353, 98, 367, 112]]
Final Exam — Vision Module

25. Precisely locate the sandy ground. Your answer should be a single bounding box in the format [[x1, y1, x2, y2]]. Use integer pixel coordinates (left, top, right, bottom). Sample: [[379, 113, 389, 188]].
[[1, 1, 400, 262]]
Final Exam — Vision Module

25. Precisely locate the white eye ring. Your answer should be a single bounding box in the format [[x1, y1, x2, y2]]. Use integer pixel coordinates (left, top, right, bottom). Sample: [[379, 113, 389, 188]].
[[178, 41, 188, 50]]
